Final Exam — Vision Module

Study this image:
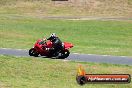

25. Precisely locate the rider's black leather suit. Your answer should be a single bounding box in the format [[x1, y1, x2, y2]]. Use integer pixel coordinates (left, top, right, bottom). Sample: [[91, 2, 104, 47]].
[[47, 36, 63, 55]]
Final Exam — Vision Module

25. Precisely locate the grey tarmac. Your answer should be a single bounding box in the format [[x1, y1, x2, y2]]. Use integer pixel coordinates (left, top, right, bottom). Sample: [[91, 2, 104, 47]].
[[0, 48, 132, 65]]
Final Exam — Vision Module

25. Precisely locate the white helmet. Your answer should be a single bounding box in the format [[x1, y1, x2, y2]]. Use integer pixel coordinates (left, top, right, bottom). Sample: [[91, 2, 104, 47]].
[[50, 33, 56, 38]]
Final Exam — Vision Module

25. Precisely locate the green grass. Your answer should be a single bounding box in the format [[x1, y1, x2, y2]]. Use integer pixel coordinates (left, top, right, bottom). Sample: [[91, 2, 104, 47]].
[[0, 15, 132, 56], [128, 0, 132, 5], [0, 55, 132, 88]]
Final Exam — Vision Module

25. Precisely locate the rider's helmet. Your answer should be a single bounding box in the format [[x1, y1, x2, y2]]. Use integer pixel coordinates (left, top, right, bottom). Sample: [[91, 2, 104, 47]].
[[50, 33, 56, 38]]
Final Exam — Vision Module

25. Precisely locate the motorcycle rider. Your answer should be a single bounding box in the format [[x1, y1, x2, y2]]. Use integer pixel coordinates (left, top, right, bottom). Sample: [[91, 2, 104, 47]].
[[47, 33, 63, 56]]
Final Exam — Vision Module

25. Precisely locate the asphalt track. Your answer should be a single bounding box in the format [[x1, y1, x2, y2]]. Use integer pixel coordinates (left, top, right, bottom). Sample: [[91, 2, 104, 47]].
[[0, 48, 132, 65]]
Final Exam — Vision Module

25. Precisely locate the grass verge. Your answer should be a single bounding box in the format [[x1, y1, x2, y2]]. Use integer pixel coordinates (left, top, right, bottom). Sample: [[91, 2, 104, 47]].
[[0, 55, 132, 88], [0, 15, 132, 56]]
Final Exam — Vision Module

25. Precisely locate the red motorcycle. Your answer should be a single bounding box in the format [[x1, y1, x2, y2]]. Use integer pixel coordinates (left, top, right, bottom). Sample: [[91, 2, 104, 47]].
[[29, 39, 73, 59]]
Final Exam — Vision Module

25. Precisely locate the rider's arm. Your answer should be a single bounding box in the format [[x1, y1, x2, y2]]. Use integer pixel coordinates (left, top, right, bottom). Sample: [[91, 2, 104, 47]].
[[47, 37, 52, 40]]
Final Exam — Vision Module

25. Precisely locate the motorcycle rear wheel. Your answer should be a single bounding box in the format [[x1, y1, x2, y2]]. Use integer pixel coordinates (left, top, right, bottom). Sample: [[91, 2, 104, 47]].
[[58, 50, 70, 59]]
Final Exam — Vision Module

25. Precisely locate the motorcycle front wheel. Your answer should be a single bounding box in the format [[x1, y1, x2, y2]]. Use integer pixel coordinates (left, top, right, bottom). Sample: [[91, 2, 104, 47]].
[[29, 48, 39, 57]]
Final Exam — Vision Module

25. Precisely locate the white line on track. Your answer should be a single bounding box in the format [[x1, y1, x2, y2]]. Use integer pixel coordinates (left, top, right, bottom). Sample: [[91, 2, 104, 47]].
[[73, 53, 132, 58], [0, 48, 27, 51], [1, 48, 132, 58]]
